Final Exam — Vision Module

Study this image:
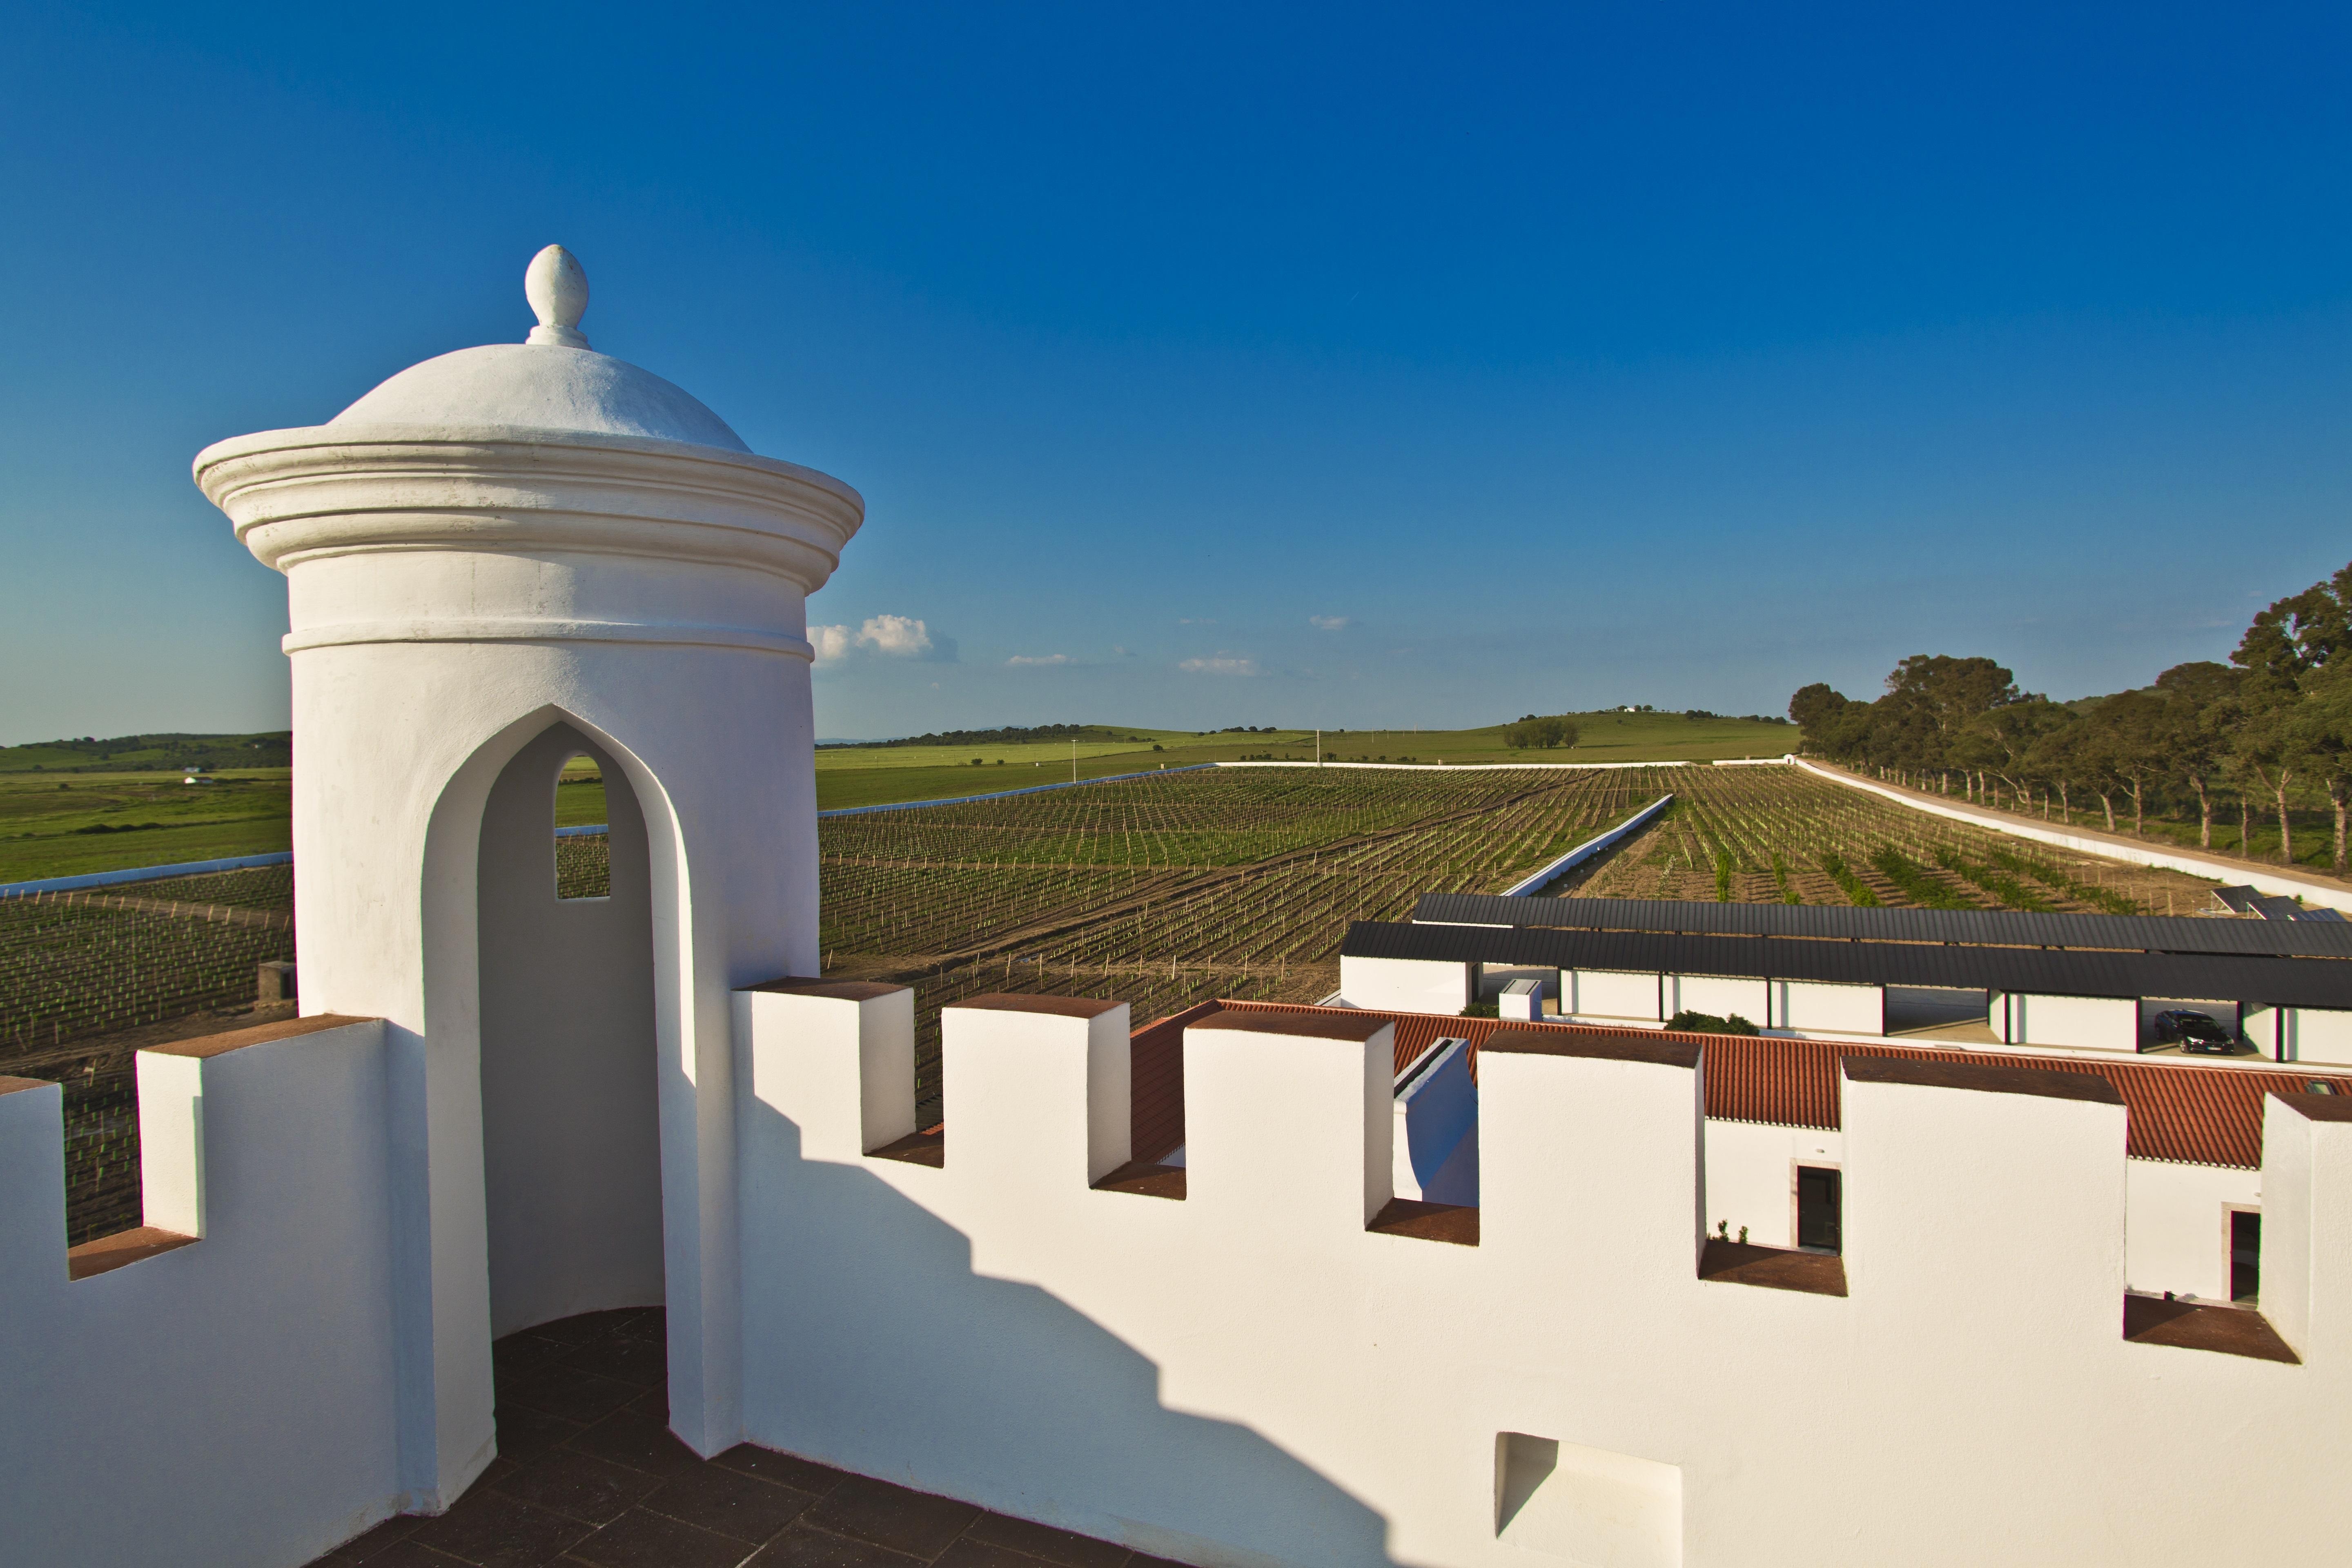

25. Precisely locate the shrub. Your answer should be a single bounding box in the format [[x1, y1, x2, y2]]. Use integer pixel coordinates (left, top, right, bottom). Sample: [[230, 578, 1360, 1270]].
[[1502, 715, 1583, 751], [1668, 1010, 1759, 1036]]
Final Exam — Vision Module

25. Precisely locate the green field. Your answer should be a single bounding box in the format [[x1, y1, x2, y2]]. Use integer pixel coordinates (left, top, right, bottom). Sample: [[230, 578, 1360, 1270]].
[[0, 712, 1798, 880], [813, 712, 1796, 811], [0, 771, 293, 884]]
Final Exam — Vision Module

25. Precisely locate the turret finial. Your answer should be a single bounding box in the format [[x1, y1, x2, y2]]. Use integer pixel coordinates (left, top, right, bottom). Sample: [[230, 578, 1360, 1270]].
[[524, 245, 590, 349]]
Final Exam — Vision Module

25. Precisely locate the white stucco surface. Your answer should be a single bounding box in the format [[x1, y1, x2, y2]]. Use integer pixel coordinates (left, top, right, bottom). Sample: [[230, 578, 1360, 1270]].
[[1995, 990, 2138, 1052], [1702, 1120, 1842, 1248], [1340, 954, 1468, 1015], [2283, 1007, 2352, 1064], [187, 254, 864, 1501], [1771, 979, 1882, 1034], [728, 999, 2352, 1566], [1566, 967, 1663, 1021], [0, 1023, 403, 1568], [332, 343, 751, 451], [1670, 973, 1767, 1024]]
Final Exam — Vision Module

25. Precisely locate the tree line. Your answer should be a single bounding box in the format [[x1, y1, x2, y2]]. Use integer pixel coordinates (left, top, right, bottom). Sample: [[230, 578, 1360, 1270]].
[[1789, 561, 2352, 872]]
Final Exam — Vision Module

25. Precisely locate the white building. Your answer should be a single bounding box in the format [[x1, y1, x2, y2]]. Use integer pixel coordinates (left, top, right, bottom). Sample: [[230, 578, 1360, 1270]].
[[6, 253, 2352, 1568]]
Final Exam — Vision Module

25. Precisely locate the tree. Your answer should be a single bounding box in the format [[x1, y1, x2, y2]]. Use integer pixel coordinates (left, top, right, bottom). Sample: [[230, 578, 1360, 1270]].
[[2294, 657, 2352, 871], [2151, 662, 2238, 849], [1502, 715, 1580, 751]]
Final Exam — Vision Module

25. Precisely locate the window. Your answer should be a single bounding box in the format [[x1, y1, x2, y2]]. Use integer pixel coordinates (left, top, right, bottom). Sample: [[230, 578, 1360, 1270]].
[[553, 753, 611, 900], [1796, 1166, 1841, 1254], [2230, 1211, 2260, 1305]]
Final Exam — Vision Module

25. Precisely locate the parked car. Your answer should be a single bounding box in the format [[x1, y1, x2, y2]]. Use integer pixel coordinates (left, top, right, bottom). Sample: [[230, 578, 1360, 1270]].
[[2153, 1009, 2239, 1054]]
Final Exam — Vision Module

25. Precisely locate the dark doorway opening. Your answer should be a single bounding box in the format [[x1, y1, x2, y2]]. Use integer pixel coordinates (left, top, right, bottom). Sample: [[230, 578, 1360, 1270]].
[[2231, 1211, 2261, 1304], [1797, 1166, 1842, 1254]]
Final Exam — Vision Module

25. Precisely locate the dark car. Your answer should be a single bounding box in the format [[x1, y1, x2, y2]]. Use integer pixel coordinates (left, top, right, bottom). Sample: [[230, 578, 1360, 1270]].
[[2154, 1009, 2239, 1054]]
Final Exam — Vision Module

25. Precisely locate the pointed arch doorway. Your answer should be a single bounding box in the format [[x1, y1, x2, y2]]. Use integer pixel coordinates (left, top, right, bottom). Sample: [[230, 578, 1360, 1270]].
[[476, 721, 664, 1336]]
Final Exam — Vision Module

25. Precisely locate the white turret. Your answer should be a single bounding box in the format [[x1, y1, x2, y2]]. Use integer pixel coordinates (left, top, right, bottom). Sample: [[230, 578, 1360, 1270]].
[[194, 248, 862, 1501]]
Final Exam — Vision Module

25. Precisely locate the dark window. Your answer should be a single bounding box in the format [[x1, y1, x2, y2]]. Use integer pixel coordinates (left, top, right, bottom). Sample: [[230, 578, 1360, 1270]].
[[2231, 1211, 2261, 1304], [1797, 1166, 1842, 1254]]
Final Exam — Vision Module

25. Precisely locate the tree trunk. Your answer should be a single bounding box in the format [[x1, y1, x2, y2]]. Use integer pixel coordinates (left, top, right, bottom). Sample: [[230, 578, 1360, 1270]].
[[2276, 773, 2295, 864], [2333, 776, 2348, 873], [2099, 793, 2116, 832], [2189, 775, 2212, 849], [2058, 781, 2070, 824], [2240, 795, 2252, 858], [2130, 779, 2143, 836]]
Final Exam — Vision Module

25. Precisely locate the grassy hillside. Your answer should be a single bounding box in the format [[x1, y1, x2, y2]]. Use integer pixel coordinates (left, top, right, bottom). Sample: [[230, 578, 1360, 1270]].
[[0, 732, 291, 775], [0, 771, 292, 883]]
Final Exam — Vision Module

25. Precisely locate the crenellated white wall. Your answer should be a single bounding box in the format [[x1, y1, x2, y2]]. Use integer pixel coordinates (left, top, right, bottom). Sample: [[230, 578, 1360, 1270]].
[[730, 990, 2352, 1568], [0, 1020, 404, 1568]]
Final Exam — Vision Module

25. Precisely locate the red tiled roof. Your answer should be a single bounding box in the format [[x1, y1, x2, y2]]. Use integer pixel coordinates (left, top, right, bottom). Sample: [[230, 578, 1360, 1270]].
[[1125, 1000, 2352, 1169]]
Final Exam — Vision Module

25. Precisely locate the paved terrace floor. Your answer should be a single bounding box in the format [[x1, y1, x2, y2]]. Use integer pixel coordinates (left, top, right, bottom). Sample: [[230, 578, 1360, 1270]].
[[315, 1307, 1184, 1568]]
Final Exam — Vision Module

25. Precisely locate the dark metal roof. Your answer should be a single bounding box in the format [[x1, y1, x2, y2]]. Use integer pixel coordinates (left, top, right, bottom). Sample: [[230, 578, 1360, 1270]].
[[1345, 920, 2352, 1009], [1408, 891, 2352, 959]]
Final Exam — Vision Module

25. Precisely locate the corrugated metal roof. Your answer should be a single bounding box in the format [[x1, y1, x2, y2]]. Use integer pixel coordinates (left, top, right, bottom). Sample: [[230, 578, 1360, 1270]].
[[1127, 998, 2352, 1169], [1409, 892, 2352, 958], [1345, 920, 2352, 1009]]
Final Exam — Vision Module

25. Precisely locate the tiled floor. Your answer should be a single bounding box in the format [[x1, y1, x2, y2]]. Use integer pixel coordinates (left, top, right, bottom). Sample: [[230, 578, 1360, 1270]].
[[314, 1307, 1182, 1568]]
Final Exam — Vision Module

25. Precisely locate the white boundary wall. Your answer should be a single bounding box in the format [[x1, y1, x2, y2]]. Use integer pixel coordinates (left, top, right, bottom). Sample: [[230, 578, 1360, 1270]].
[[732, 989, 2352, 1567], [1795, 757, 2352, 915], [0, 1020, 403, 1568]]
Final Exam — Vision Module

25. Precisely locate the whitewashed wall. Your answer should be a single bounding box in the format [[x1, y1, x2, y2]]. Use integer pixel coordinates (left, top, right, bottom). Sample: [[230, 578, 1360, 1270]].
[[733, 991, 2352, 1568], [1566, 967, 1663, 1021], [2286, 1008, 2352, 1065], [0, 1020, 404, 1568], [1701, 1121, 1842, 1248], [1996, 991, 2138, 1052], [2124, 1159, 2261, 1301], [1772, 980, 1882, 1034], [1339, 955, 1468, 1015], [1670, 974, 1768, 1023]]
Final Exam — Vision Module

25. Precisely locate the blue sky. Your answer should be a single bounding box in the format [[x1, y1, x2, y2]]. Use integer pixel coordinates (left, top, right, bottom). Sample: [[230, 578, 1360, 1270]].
[[3, 3, 2348, 743]]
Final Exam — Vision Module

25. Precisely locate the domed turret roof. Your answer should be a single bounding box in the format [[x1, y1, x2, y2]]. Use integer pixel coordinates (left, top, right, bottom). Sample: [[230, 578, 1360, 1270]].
[[326, 244, 751, 452], [330, 343, 750, 452]]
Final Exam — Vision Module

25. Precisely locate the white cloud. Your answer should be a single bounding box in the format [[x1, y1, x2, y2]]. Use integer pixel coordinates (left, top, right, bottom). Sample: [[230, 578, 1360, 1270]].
[[1006, 653, 1071, 667], [857, 614, 935, 658], [1179, 654, 1261, 676], [811, 614, 956, 666], [1309, 615, 1351, 632], [809, 624, 855, 664]]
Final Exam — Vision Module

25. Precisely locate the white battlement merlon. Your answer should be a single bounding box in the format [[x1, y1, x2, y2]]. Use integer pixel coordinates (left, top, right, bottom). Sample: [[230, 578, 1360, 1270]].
[[1183, 1011, 1396, 1232], [1478, 1029, 1704, 1267], [0, 1077, 66, 1289], [735, 980, 915, 1163], [0, 1018, 402, 1568], [136, 1050, 207, 1238], [942, 995, 1133, 1191], [1842, 1056, 2126, 1332], [2260, 1089, 2352, 1362]]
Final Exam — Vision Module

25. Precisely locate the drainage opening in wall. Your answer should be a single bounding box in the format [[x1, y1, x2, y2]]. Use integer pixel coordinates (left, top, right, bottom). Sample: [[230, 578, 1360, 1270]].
[[1495, 1432, 1682, 1567]]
